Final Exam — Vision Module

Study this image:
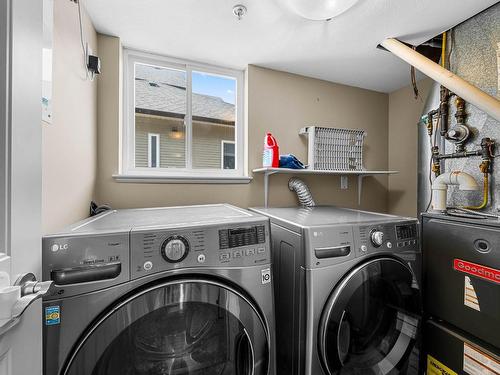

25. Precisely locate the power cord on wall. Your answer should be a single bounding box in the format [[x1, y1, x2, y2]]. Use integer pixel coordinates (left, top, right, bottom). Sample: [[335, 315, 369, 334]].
[[410, 45, 419, 100], [90, 201, 112, 217], [75, 0, 95, 81]]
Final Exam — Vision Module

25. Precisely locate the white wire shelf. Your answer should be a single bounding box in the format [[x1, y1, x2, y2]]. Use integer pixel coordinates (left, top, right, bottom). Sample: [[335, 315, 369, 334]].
[[252, 168, 398, 207]]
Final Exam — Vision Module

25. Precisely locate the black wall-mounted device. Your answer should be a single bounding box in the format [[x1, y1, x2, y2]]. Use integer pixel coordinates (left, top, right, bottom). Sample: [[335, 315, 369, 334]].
[[87, 55, 101, 75]]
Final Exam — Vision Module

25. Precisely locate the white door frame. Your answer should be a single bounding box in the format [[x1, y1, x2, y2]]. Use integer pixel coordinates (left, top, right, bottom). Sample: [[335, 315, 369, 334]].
[[0, 0, 9, 260], [0, 0, 43, 373]]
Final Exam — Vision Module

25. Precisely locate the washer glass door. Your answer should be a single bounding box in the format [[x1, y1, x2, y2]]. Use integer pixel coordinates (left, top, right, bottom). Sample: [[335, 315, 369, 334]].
[[63, 279, 269, 375], [318, 257, 421, 375]]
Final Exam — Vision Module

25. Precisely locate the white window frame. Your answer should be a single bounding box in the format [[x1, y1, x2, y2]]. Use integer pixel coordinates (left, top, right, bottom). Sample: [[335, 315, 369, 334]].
[[147, 133, 160, 168], [117, 49, 250, 184], [221, 140, 236, 170]]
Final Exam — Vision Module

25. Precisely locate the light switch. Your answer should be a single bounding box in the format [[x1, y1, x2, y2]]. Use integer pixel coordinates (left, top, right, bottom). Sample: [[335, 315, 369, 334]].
[[341, 176, 348, 190]]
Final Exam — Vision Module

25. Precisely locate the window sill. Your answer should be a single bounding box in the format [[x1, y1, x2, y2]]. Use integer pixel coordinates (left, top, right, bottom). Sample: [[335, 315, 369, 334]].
[[112, 174, 253, 184]]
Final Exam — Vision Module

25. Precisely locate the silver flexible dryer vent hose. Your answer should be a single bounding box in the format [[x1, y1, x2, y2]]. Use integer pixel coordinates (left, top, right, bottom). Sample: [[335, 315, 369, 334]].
[[288, 178, 316, 207]]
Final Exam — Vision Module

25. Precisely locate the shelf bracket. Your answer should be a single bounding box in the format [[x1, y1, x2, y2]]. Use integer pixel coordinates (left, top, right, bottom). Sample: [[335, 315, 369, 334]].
[[357, 174, 378, 205], [357, 175, 368, 206]]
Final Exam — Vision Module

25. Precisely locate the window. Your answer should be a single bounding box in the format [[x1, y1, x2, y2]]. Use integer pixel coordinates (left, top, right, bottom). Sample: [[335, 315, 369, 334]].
[[221, 141, 235, 169], [148, 133, 160, 168], [120, 50, 248, 182]]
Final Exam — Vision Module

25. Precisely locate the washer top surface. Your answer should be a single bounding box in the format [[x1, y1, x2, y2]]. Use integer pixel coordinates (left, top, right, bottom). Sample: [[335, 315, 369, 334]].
[[51, 204, 258, 235], [250, 206, 415, 228]]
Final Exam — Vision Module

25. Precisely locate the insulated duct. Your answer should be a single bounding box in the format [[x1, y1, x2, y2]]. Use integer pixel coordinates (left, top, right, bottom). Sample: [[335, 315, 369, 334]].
[[288, 178, 316, 207], [380, 38, 500, 122]]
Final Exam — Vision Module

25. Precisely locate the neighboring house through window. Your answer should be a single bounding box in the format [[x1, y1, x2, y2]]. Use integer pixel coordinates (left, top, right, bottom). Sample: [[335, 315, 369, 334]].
[[119, 49, 248, 182]]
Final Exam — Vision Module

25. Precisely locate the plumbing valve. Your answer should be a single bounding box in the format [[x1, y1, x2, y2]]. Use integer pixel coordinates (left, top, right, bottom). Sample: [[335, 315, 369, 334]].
[[431, 146, 441, 176], [454, 97, 466, 125], [439, 86, 450, 137], [479, 160, 490, 174], [426, 116, 433, 136], [478, 138, 495, 174], [424, 110, 438, 137]]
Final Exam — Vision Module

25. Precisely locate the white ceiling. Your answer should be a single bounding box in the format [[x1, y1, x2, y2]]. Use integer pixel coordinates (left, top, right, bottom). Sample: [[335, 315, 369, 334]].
[[84, 0, 498, 93]]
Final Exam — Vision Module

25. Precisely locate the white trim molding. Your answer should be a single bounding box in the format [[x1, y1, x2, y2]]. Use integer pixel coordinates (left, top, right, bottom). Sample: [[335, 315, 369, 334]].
[[120, 49, 247, 183], [113, 174, 252, 184]]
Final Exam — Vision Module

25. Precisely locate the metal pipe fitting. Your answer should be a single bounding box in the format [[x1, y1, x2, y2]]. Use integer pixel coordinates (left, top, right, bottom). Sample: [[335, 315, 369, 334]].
[[440, 86, 449, 136], [436, 150, 481, 160]]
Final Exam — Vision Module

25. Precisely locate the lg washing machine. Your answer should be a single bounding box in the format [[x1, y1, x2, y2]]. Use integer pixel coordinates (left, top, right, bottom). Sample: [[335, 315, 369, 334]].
[[43, 204, 275, 375], [250, 206, 422, 375]]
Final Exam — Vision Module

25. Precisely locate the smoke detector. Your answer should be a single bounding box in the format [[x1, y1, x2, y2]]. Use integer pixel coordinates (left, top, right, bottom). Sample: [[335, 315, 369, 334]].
[[233, 4, 247, 20], [279, 0, 360, 21]]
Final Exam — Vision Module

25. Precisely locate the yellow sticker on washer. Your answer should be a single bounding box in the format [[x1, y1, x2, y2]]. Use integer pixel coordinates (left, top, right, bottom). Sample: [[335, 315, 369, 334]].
[[427, 355, 458, 375]]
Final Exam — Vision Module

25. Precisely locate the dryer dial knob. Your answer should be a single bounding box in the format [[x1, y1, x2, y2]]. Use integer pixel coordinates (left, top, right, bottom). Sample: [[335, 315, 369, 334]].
[[370, 230, 384, 247], [161, 236, 190, 263]]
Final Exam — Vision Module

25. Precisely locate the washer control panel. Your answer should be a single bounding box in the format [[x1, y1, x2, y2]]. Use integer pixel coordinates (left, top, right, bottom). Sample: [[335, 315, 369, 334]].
[[130, 221, 270, 279]]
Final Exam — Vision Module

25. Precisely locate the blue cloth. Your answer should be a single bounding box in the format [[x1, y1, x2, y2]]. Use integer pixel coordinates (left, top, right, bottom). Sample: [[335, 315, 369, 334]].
[[279, 154, 306, 169]]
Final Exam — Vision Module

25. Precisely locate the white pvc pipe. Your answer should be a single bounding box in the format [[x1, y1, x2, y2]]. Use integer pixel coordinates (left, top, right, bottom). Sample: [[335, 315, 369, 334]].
[[381, 38, 500, 122], [431, 171, 479, 211]]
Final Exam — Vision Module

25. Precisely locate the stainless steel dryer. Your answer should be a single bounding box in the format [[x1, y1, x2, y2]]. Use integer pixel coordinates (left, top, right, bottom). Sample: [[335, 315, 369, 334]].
[[43, 204, 275, 375], [250, 206, 422, 375]]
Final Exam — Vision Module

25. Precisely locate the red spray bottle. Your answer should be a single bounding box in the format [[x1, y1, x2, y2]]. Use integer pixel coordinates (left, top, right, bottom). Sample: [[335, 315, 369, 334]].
[[263, 133, 279, 168]]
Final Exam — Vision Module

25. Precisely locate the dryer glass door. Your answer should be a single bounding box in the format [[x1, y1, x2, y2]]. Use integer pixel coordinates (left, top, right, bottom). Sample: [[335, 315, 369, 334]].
[[318, 257, 421, 375], [62, 279, 269, 375]]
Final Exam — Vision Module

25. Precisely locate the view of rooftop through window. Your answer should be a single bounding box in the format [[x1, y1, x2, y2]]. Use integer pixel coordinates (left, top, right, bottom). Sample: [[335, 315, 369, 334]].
[[134, 63, 236, 170]]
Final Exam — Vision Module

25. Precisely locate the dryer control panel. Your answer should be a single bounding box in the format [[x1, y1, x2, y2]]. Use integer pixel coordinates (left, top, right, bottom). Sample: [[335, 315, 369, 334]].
[[355, 221, 419, 256], [130, 221, 271, 280], [304, 220, 419, 268]]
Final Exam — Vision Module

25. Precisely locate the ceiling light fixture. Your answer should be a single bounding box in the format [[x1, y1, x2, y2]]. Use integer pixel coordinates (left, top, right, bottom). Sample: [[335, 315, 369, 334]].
[[280, 0, 360, 21], [232, 4, 247, 20]]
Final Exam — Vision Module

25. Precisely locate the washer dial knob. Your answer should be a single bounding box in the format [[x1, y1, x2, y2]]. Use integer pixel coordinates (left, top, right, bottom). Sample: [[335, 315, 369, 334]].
[[370, 230, 384, 247], [161, 235, 189, 263]]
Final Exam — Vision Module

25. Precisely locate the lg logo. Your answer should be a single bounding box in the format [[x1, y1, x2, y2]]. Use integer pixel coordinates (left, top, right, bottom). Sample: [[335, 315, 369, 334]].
[[51, 243, 69, 252]]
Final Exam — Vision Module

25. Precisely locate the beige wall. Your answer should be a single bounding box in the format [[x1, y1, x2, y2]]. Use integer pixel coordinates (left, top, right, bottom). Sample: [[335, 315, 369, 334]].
[[42, 1, 97, 233], [247, 66, 389, 211], [96, 41, 390, 212], [387, 78, 433, 217]]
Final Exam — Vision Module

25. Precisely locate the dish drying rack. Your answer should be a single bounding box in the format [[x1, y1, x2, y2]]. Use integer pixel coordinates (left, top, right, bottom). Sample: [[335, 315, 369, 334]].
[[300, 126, 366, 171]]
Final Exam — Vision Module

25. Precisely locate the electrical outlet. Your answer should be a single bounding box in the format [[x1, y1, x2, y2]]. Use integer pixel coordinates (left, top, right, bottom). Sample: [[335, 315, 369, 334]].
[[340, 176, 348, 190]]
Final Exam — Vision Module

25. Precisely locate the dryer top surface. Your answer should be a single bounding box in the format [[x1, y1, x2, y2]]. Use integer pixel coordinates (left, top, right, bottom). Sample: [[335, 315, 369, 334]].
[[250, 206, 416, 229]]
